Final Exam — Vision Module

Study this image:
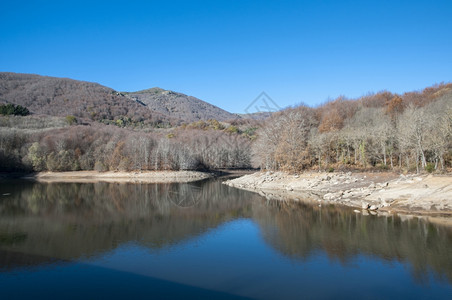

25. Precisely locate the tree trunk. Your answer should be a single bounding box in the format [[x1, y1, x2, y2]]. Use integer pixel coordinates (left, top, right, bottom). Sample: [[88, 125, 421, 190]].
[[416, 150, 420, 174], [390, 153, 393, 169], [318, 151, 321, 171], [417, 140, 426, 168]]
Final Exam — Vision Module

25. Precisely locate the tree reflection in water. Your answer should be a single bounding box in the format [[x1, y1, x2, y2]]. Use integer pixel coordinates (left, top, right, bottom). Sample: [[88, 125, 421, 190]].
[[0, 178, 451, 284], [252, 199, 452, 283]]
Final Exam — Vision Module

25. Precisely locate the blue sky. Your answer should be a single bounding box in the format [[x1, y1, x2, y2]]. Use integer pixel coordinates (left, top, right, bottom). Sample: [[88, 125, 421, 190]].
[[1, 0, 451, 113]]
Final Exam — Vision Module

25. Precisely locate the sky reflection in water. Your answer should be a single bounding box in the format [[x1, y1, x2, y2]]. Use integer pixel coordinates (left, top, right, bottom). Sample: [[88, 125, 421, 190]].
[[0, 179, 451, 299]]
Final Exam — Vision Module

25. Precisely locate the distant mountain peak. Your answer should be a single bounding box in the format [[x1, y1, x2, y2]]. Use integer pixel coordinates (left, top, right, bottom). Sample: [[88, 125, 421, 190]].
[[133, 87, 167, 94], [125, 88, 237, 123]]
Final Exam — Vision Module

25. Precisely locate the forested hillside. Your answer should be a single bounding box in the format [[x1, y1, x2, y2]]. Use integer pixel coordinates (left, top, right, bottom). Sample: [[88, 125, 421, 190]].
[[126, 88, 238, 122], [255, 83, 452, 173], [0, 116, 253, 172], [0, 73, 175, 127], [0, 73, 260, 172], [0, 73, 451, 174]]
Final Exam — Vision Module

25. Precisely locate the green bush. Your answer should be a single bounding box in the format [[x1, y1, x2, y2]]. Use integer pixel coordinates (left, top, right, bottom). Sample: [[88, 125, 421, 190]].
[[378, 164, 389, 170], [65, 115, 77, 125], [425, 163, 435, 173], [225, 125, 239, 134], [0, 104, 30, 116], [27, 142, 46, 171]]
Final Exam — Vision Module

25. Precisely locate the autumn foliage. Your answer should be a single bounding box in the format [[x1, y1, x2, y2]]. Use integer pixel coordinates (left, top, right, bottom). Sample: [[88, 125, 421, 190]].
[[255, 83, 452, 173], [0, 117, 253, 172], [1, 81, 451, 174]]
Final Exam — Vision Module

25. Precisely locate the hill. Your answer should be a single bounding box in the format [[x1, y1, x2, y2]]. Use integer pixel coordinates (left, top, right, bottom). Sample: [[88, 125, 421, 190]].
[[0, 73, 265, 125], [125, 88, 238, 123], [0, 72, 175, 126]]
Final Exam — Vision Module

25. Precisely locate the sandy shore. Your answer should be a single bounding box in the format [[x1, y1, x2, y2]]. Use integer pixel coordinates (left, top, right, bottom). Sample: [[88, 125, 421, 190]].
[[224, 171, 452, 217], [21, 170, 213, 183]]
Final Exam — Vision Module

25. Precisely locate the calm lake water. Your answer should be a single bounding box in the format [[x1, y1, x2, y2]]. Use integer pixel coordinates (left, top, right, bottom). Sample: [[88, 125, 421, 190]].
[[0, 177, 451, 299]]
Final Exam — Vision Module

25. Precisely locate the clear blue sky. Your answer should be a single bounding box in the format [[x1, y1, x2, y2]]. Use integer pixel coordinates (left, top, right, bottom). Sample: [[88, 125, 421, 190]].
[[1, 0, 451, 113]]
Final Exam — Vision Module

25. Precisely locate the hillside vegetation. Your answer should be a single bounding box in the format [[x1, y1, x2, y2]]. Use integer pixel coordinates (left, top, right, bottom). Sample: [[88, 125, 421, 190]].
[[126, 88, 238, 122], [0, 73, 175, 127], [0, 72, 451, 174], [0, 117, 253, 172], [0, 73, 250, 126], [255, 83, 452, 173]]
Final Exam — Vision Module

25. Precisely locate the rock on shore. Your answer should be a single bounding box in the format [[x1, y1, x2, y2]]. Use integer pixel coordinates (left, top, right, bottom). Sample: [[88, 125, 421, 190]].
[[224, 171, 452, 215]]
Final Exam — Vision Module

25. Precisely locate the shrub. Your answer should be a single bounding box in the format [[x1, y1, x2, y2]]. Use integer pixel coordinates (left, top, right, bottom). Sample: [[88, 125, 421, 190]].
[[378, 164, 389, 170], [65, 115, 77, 125], [425, 163, 435, 173], [225, 125, 239, 134], [0, 104, 30, 116], [27, 142, 46, 171]]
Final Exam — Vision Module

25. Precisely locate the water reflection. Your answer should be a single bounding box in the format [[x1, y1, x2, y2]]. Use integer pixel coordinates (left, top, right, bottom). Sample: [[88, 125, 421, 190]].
[[0, 179, 254, 264], [0, 178, 451, 284], [252, 200, 452, 283]]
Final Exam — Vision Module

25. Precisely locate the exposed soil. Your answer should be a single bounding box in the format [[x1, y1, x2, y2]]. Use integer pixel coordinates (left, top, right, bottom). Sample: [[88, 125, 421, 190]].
[[224, 171, 452, 219], [20, 170, 213, 183]]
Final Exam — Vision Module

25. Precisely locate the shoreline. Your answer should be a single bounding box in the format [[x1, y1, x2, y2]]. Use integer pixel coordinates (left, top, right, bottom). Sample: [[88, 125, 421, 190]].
[[223, 171, 452, 219], [17, 170, 214, 183]]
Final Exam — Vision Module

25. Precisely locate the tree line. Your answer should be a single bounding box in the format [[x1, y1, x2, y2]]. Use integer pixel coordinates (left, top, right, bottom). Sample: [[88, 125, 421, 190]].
[[0, 117, 253, 172], [0, 104, 30, 116], [255, 83, 452, 173]]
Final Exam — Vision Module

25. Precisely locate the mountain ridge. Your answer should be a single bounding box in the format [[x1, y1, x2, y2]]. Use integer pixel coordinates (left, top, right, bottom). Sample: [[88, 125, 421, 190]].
[[124, 87, 239, 122], [0, 72, 267, 125]]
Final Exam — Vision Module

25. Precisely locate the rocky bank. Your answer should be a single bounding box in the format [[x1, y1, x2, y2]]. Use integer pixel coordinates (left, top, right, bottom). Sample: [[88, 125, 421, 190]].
[[224, 171, 452, 216]]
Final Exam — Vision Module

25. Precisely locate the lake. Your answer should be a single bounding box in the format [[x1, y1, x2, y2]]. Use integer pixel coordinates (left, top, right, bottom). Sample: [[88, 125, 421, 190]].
[[0, 177, 451, 299]]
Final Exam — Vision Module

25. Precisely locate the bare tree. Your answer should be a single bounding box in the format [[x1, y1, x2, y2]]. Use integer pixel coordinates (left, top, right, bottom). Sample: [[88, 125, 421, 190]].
[[398, 104, 430, 172]]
